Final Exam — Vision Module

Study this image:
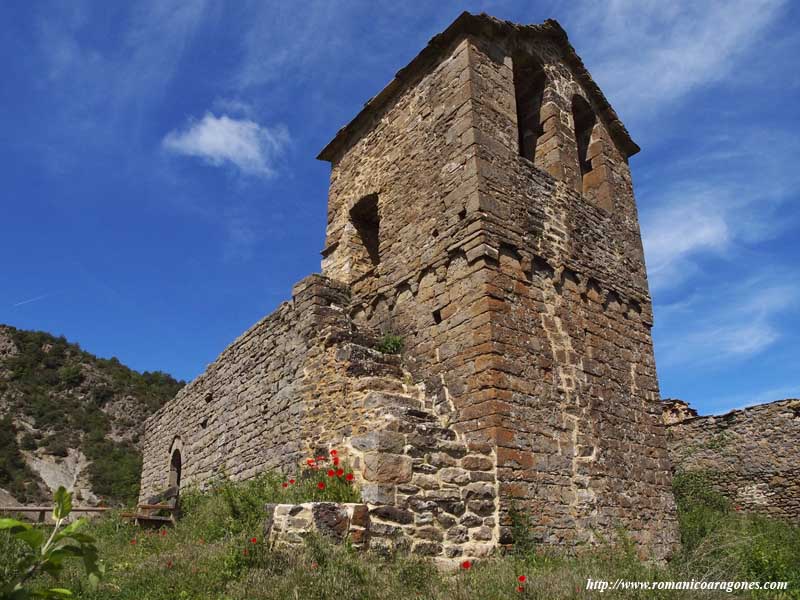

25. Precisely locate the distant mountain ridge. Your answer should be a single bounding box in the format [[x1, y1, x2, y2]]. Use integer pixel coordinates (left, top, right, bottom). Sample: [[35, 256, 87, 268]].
[[0, 324, 184, 506]]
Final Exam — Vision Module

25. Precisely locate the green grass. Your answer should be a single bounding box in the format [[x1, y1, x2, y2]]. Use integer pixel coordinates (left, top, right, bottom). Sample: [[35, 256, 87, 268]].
[[2, 471, 799, 599]]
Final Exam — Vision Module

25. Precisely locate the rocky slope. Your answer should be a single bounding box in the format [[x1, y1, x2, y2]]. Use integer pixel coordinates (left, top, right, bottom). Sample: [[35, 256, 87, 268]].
[[0, 325, 183, 506]]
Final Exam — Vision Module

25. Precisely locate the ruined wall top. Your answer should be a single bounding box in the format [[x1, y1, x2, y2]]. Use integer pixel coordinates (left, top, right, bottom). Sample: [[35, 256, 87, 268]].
[[317, 11, 638, 165]]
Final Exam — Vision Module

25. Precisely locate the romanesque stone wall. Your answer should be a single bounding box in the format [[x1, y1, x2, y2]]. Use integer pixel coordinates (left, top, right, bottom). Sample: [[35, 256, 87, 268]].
[[463, 34, 677, 557], [317, 28, 678, 559], [139, 275, 402, 501], [666, 399, 800, 523]]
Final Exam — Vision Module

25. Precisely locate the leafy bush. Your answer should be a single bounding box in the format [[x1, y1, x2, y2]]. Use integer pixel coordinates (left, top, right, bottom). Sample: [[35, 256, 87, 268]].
[[0, 486, 103, 599], [376, 334, 404, 354]]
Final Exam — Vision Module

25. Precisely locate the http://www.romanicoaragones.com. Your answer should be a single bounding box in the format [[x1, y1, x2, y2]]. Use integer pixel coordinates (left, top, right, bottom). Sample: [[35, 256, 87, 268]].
[[586, 578, 789, 593]]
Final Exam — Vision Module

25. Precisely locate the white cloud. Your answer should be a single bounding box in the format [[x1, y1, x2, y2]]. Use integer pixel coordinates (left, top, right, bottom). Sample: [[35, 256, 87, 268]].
[[566, 0, 786, 123], [640, 126, 799, 291], [655, 278, 798, 368], [642, 187, 730, 290], [162, 113, 289, 177]]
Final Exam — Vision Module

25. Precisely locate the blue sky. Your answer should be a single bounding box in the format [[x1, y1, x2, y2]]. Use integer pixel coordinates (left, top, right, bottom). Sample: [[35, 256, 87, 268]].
[[1, 1, 798, 415]]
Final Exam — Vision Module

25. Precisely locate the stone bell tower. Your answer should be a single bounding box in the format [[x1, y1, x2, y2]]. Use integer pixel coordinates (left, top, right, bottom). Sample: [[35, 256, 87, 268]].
[[317, 12, 678, 558]]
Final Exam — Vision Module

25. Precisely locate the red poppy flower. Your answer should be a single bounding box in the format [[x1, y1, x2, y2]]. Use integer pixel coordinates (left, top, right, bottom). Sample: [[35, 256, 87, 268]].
[[735, 506, 741, 511], [250, 537, 257, 544], [243, 549, 249, 556], [289, 479, 296, 484], [345, 473, 354, 481], [307, 458, 315, 466], [516, 586, 524, 593], [166, 560, 173, 568], [518, 575, 526, 583], [330, 449, 337, 456], [160, 529, 167, 537], [311, 562, 318, 569], [336, 468, 344, 477], [282, 482, 289, 488], [461, 560, 471, 569], [317, 482, 325, 490], [332, 457, 340, 466], [327, 469, 335, 477], [316, 456, 325, 462]]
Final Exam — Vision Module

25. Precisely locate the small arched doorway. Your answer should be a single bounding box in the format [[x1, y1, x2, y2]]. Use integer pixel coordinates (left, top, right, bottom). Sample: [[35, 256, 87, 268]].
[[169, 448, 182, 490]]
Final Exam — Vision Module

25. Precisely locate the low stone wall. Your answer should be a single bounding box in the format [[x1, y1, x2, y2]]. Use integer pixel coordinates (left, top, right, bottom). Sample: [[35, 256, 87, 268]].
[[666, 399, 800, 523], [264, 501, 481, 568]]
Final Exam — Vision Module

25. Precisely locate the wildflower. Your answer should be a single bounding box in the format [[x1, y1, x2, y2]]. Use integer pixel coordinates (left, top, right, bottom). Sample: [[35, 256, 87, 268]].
[[282, 482, 289, 488], [516, 586, 524, 593], [316, 456, 326, 462], [518, 575, 526, 583], [307, 458, 315, 466], [160, 529, 167, 537], [289, 479, 296, 484], [166, 560, 173, 569], [345, 473, 354, 481], [735, 505, 741, 512], [250, 537, 257, 544], [332, 457, 340, 466], [336, 468, 344, 477], [461, 560, 472, 570], [318, 482, 326, 490], [330, 449, 338, 456], [311, 562, 318, 569], [130, 539, 137, 545], [243, 549, 249, 556], [327, 469, 336, 477]]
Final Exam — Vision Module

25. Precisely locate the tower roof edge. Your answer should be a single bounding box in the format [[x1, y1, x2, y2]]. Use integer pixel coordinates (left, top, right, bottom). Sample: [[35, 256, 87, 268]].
[[317, 11, 639, 163]]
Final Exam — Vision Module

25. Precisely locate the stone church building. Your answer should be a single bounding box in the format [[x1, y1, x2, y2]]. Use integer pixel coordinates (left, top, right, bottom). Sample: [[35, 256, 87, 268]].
[[140, 12, 679, 560]]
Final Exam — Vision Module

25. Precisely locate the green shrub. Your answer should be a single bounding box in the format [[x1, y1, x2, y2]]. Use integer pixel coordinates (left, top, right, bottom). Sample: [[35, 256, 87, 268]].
[[0, 486, 103, 599], [376, 334, 404, 354]]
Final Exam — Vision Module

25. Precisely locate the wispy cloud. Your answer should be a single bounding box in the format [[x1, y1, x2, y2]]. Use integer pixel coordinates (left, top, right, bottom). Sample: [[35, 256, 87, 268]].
[[656, 277, 798, 368], [640, 126, 800, 291], [566, 0, 787, 123], [12, 293, 52, 307], [162, 113, 289, 177]]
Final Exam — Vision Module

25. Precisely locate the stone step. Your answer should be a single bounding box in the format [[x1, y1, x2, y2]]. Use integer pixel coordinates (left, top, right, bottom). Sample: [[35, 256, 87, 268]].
[[350, 376, 408, 394], [363, 391, 424, 412]]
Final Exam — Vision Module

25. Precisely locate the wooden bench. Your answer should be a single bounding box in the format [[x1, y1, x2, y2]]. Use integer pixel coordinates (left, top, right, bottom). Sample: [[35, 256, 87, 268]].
[[120, 503, 179, 527], [0, 506, 109, 523]]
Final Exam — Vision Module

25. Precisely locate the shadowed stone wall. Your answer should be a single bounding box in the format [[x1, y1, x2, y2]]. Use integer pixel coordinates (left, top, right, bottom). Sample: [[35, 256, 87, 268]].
[[666, 399, 800, 523]]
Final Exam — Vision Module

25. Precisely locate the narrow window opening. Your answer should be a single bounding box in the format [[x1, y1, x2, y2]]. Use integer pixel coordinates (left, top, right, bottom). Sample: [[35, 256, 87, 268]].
[[458, 208, 467, 220], [513, 55, 546, 161], [168, 449, 182, 490], [432, 309, 442, 324], [572, 96, 596, 179], [204, 392, 212, 403], [349, 193, 380, 266], [201, 418, 208, 429]]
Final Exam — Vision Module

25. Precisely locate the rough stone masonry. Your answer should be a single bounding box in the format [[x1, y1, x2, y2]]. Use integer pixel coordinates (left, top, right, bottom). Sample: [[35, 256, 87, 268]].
[[665, 399, 800, 523], [140, 12, 679, 562]]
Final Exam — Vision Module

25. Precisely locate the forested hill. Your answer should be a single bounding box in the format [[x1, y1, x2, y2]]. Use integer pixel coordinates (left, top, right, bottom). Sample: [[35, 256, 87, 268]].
[[0, 324, 184, 506]]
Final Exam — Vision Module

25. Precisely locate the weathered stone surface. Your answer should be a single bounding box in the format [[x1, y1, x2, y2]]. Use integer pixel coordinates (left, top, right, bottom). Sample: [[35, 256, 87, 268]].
[[363, 453, 413, 484], [370, 505, 414, 525], [665, 399, 800, 523]]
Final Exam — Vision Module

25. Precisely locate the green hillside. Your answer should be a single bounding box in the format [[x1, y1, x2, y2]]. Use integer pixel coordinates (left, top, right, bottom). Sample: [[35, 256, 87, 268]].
[[0, 325, 184, 505]]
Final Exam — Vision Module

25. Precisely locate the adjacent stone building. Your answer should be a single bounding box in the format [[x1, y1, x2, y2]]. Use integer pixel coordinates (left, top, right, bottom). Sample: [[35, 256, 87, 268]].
[[141, 12, 679, 561], [665, 398, 800, 523]]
